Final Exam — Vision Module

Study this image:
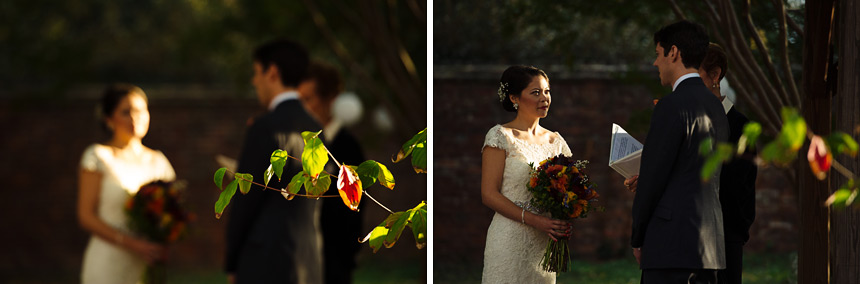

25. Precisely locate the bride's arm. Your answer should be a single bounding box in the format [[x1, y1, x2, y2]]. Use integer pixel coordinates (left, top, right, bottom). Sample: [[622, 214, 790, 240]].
[[77, 169, 165, 263], [481, 147, 570, 240]]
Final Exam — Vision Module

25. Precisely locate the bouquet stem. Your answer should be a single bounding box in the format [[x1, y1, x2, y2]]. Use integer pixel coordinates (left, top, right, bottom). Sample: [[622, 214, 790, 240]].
[[143, 261, 167, 284], [540, 237, 570, 273]]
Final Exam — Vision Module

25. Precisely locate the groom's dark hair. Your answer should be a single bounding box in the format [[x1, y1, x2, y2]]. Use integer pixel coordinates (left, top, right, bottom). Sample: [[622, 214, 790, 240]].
[[654, 20, 709, 69], [253, 39, 310, 87], [499, 65, 548, 112]]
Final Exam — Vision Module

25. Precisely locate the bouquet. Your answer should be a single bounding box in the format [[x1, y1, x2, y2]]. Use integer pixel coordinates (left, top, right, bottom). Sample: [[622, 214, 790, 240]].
[[126, 180, 191, 284], [527, 155, 599, 273]]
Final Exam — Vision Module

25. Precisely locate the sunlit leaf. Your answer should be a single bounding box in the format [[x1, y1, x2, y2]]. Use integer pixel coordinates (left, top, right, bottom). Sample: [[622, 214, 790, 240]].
[[337, 165, 363, 211], [301, 131, 328, 179], [826, 189, 854, 210], [304, 173, 332, 197], [359, 220, 393, 253], [235, 173, 254, 194], [214, 167, 227, 190], [411, 143, 427, 173], [215, 179, 238, 219], [699, 138, 714, 155], [701, 143, 733, 182], [393, 128, 427, 173], [738, 122, 762, 154], [384, 209, 413, 248], [827, 132, 859, 157], [807, 135, 832, 180], [263, 164, 274, 190], [356, 160, 396, 190], [779, 108, 807, 150], [410, 201, 427, 249], [284, 171, 308, 200], [270, 149, 289, 181]]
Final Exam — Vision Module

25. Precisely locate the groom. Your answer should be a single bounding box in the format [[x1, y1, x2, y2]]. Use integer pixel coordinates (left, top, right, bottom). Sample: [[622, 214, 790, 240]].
[[225, 39, 324, 284], [631, 21, 728, 283]]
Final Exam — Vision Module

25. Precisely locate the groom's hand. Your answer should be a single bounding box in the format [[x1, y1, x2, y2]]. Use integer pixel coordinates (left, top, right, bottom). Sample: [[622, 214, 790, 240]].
[[624, 175, 639, 193], [632, 247, 641, 265]]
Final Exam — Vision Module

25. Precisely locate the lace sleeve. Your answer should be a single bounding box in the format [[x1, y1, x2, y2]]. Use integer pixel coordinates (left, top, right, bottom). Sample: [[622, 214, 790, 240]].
[[79, 144, 103, 172], [556, 132, 573, 157], [482, 125, 507, 153]]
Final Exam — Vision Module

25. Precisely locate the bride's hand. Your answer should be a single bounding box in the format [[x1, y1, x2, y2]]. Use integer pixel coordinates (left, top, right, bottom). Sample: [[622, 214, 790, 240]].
[[525, 213, 571, 241], [124, 237, 167, 264]]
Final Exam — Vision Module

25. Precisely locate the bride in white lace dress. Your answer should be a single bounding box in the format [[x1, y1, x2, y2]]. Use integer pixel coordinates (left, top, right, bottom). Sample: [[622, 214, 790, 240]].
[[77, 84, 175, 284], [481, 66, 573, 284]]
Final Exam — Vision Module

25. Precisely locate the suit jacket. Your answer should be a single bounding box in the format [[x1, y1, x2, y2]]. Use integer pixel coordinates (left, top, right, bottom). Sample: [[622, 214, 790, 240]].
[[631, 77, 729, 270], [320, 127, 364, 284], [720, 106, 757, 244], [226, 99, 324, 284]]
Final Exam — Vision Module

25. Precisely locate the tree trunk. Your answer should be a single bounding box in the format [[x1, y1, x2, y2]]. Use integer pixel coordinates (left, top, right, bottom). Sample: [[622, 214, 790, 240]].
[[799, 1, 836, 283], [830, 0, 860, 283]]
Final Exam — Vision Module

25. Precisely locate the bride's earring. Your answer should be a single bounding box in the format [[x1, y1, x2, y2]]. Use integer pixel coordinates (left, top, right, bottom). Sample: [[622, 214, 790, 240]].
[[513, 103, 519, 110]]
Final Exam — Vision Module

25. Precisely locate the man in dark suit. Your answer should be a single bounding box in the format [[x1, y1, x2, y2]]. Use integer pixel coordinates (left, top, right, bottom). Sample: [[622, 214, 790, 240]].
[[631, 21, 729, 284], [298, 61, 365, 284], [698, 43, 758, 284], [225, 39, 324, 284]]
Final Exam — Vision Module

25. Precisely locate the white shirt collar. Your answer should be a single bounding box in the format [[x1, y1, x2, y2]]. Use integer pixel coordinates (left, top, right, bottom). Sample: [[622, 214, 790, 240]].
[[323, 119, 343, 144], [721, 96, 734, 114], [672, 73, 701, 92], [268, 91, 300, 112]]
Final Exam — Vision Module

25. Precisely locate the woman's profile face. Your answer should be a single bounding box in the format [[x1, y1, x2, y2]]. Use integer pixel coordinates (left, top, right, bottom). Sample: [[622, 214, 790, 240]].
[[107, 93, 150, 140], [513, 75, 551, 118]]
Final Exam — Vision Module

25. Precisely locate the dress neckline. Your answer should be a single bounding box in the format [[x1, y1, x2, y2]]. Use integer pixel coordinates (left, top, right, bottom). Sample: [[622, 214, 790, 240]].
[[497, 124, 558, 146]]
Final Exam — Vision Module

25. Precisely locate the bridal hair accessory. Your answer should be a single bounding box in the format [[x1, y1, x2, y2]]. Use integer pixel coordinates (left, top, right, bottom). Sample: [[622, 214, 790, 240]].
[[497, 82, 509, 102]]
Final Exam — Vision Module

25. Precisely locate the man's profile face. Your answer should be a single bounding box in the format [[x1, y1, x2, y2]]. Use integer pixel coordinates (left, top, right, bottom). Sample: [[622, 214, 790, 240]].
[[251, 61, 270, 105], [653, 44, 672, 87]]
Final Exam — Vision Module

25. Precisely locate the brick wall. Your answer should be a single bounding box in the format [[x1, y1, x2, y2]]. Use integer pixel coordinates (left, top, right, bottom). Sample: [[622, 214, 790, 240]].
[[433, 66, 798, 265], [0, 89, 426, 280]]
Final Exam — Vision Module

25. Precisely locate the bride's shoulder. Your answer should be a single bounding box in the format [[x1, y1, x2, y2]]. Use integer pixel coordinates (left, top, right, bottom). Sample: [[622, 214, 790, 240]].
[[483, 124, 509, 150]]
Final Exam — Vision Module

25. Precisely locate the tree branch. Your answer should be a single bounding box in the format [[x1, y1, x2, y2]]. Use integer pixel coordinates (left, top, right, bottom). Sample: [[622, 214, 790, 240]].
[[740, 0, 791, 108], [667, 0, 687, 20], [772, 0, 802, 108], [786, 12, 805, 39]]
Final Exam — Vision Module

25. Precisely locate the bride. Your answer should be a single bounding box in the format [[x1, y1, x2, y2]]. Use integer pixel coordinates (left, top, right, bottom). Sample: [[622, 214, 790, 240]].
[[481, 65, 573, 283], [77, 84, 176, 283]]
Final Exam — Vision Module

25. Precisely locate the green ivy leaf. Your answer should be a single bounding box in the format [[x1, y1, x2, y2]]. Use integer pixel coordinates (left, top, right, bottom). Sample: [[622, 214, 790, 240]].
[[285, 171, 308, 200], [356, 160, 396, 190], [263, 164, 274, 190], [410, 201, 427, 249], [301, 131, 328, 179], [304, 173, 332, 197], [235, 173, 253, 194], [827, 132, 859, 157], [214, 167, 227, 190], [779, 108, 807, 150], [270, 149, 289, 181], [215, 179, 238, 219]]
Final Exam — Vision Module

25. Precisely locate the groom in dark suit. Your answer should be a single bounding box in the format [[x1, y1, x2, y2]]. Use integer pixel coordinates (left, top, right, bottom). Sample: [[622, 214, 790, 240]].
[[631, 21, 729, 283], [225, 39, 324, 284]]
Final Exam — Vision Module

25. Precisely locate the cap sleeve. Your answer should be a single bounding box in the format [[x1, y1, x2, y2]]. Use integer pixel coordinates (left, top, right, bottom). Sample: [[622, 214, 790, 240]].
[[556, 132, 573, 157], [482, 125, 508, 152], [79, 144, 104, 172], [154, 150, 177, 181]]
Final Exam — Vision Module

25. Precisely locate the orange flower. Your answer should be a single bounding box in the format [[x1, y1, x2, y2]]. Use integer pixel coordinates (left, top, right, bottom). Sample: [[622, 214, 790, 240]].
[[551, 175, 569, 192], [529, 177, 538, 188], [808, 135, 832, 180], [547, 164, 564, 175], [337, 165, 363, 211]]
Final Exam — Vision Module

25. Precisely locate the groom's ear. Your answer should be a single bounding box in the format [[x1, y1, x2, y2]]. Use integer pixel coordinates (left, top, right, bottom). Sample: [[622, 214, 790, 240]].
[[668, 45, 681, 63]]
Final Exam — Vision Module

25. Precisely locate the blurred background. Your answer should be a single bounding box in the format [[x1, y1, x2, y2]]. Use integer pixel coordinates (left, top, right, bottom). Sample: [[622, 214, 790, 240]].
[[0, 0, 426, 283], [434, 1, 804, 283]]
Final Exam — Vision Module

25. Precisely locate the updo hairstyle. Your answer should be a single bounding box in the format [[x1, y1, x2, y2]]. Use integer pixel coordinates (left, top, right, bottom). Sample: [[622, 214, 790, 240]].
[[498, 65, 548, 112], [97, 83, 148, 133]]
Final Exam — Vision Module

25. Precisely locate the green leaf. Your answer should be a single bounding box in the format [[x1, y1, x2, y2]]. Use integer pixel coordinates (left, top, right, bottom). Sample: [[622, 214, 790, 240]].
[[700, 143, 733, 182], [738, 122, 762, 154], [699, 138, 713, 155], [411, 143, 427, 173], [215, 179, 238, 219], [384, 208, 415, 248], [409, 201, 427, 249], [356, 160, 396, 190], [304, 173, 332, 197], [363, 225, 391, 253], [827, 132, 859, 157], [270, 149, 289, 181], [235, 173, 253, 194], [393, 128, 427, 165], [301, 131, 328, 179], [779, 108, 806, 150], [263, 164, 274, 190], [214, 167, 227, 190], [285, 171, 308, 200]]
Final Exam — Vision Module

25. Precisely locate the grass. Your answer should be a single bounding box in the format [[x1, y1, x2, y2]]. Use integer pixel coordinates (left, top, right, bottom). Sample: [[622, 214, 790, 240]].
[[435, 252, 796, 284]]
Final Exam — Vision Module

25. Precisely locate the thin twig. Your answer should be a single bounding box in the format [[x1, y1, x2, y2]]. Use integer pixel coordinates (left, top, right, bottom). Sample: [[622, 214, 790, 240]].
[[667, 0, 687, 20], [831, 160, 857, 180], [364, 191, 394, 214], [227, 169, 339, 198]]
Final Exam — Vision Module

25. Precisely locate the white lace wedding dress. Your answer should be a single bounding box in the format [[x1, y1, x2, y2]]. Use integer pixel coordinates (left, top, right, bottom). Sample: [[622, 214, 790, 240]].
[[79, 144, 176, 284], [482, 124, 573, 284]]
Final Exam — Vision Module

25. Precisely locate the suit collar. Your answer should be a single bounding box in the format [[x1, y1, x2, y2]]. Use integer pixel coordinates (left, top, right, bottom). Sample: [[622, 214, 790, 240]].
[[672, 73, 701, 91], [722, 97, 734, 114], [268, 90, 300, 112]]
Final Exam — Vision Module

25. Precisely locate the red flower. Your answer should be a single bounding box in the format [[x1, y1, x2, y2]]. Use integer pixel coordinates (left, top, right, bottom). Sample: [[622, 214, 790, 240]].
[[337, 165, 363, 211]]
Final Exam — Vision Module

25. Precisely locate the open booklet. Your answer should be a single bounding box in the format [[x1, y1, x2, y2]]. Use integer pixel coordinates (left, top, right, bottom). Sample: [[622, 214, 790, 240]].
[[609, 123, 642, 179]]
